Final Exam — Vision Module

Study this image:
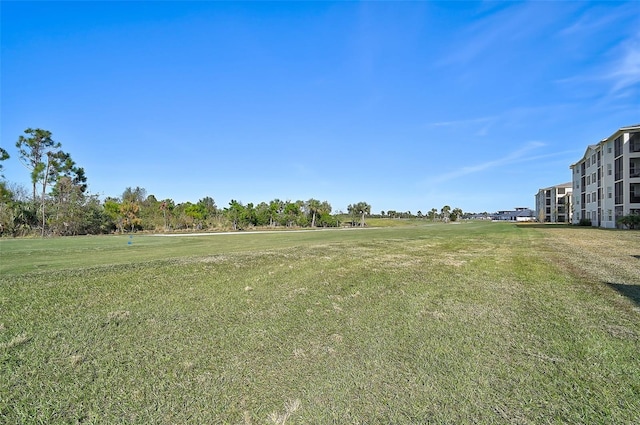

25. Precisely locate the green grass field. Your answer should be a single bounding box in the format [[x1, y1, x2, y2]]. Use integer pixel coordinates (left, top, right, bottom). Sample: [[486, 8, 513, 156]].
[[1, 222, 639, 424]]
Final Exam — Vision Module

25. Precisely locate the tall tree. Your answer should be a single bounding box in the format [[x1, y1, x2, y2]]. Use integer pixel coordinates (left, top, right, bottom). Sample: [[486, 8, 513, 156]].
[[182, 202, 206, 229], [15, 128, 61, 201], [450, 207, 463, 222], [441, 205, 451, 222], [0, 147, 9, 178], [283, 200, 303, 227], [49, 153, 88, 235], [348, 201, 371, 227], [317, 201, 334, 227], [122, 186, 146, 203], [305, 198, 322, 227], [15, 129, 84, 236], [120, 201, 141, 232], [159, 199, 174, 230], [268, 199, 284, 227], [197, 197, 217, 218], [119, 187, 146, 232], [103, 197, 123, 232], [225, 200, 245, 230], [254, 202, 271, 226]]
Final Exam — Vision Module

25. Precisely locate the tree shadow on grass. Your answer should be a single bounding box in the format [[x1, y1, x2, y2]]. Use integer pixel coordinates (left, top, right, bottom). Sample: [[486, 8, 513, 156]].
[[606, 283, 640, 308]]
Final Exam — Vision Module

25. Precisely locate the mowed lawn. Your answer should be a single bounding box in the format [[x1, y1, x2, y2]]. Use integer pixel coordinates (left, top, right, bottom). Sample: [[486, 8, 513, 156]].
[[1, 222, 639, 424]]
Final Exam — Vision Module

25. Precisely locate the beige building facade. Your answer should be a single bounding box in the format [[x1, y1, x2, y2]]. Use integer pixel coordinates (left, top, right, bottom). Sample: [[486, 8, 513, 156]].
[[535, 183, 572, 223], [569, 125, 640, 228]]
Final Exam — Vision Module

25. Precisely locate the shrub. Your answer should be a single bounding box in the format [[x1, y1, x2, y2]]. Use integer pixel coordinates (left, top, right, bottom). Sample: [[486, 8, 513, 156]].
[[616, 214, 640, 230], [578, 218, 592, 226]]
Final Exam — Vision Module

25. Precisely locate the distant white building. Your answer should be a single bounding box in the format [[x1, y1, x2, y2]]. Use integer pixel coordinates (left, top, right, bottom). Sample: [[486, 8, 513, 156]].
[[535, 183, 573, 223], [492, 207, 534, 222], [569, 124, 640, 228]]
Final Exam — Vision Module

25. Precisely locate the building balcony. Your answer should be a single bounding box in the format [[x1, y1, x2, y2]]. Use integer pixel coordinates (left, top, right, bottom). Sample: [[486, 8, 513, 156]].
[[631, 183, 640, 204], [631, 133, 640, 153], [630, 158, 640, 178]]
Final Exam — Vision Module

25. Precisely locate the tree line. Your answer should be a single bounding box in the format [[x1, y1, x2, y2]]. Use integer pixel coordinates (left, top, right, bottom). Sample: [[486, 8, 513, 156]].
[[0, 128, 464, 237]]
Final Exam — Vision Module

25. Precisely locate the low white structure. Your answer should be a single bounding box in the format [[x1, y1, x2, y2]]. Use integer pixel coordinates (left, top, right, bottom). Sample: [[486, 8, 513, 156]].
[[535, 183, 572, 223], [570, 125, 640, 228], [492, 207, 534, 222]]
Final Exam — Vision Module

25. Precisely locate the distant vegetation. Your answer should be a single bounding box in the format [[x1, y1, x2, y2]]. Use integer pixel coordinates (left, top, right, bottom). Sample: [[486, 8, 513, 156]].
[[0, 128, 467, 237]]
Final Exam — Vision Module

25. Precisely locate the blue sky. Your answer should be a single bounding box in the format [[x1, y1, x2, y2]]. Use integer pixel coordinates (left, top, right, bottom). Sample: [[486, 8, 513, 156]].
[[2, 1, 639, 214]]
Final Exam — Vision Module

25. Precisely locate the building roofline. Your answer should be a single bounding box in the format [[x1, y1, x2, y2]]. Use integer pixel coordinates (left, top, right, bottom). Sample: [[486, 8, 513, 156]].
[[570, 124, 640, 168], [537, 182, 572, 192]]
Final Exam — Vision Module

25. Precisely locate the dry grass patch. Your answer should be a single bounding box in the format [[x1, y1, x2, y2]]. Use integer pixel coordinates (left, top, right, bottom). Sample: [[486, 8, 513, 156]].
[[532, 226, 640, 285]]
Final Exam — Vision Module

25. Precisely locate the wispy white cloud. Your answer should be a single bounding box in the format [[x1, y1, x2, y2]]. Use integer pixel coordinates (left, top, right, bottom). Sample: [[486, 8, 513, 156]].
[[426, 116, 497, 137], [606, 34, 640, 94], [436, 2, 563, 68], [555, 32, 640, 98], [423, 141, 548, 184], [559, 5, 627, 36], [555, 2, 640, 98], [427, 116, 495, 128]]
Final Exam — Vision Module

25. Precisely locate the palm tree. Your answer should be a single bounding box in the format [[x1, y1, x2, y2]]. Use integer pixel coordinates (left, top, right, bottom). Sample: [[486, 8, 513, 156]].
[[305, 198, 322, 227], [451, 207, 463, 221], [441, 205, 451, 222], [348, 201, 371, 227]]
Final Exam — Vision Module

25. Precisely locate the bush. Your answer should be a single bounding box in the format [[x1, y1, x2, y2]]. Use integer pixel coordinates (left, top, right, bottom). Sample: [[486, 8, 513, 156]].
[[578, 218, 592, 226], [617, 214, 640, 230]]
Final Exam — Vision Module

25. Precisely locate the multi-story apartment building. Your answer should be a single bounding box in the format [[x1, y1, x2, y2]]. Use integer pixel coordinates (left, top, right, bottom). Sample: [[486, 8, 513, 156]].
[[570, 124, 640, 228], [535, 183, 572, 223]]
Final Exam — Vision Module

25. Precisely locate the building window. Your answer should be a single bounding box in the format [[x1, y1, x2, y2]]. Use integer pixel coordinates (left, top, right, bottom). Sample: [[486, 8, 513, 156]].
[[615, 157, 623, 181], [630, 158, 640, 178], [631, 183, 640, 203], [615, 182, 624, 204], [630, 132, 640, 153], [607, 163, 612, 176], [608, 187, 612, 199], [586, 193, 591, 203], [608, 210, 613, 221], [615, 136, 623, 157]]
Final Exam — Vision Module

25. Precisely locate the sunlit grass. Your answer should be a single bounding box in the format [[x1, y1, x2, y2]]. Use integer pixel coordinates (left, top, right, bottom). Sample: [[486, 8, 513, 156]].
[[1, 222, 639, 423]]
